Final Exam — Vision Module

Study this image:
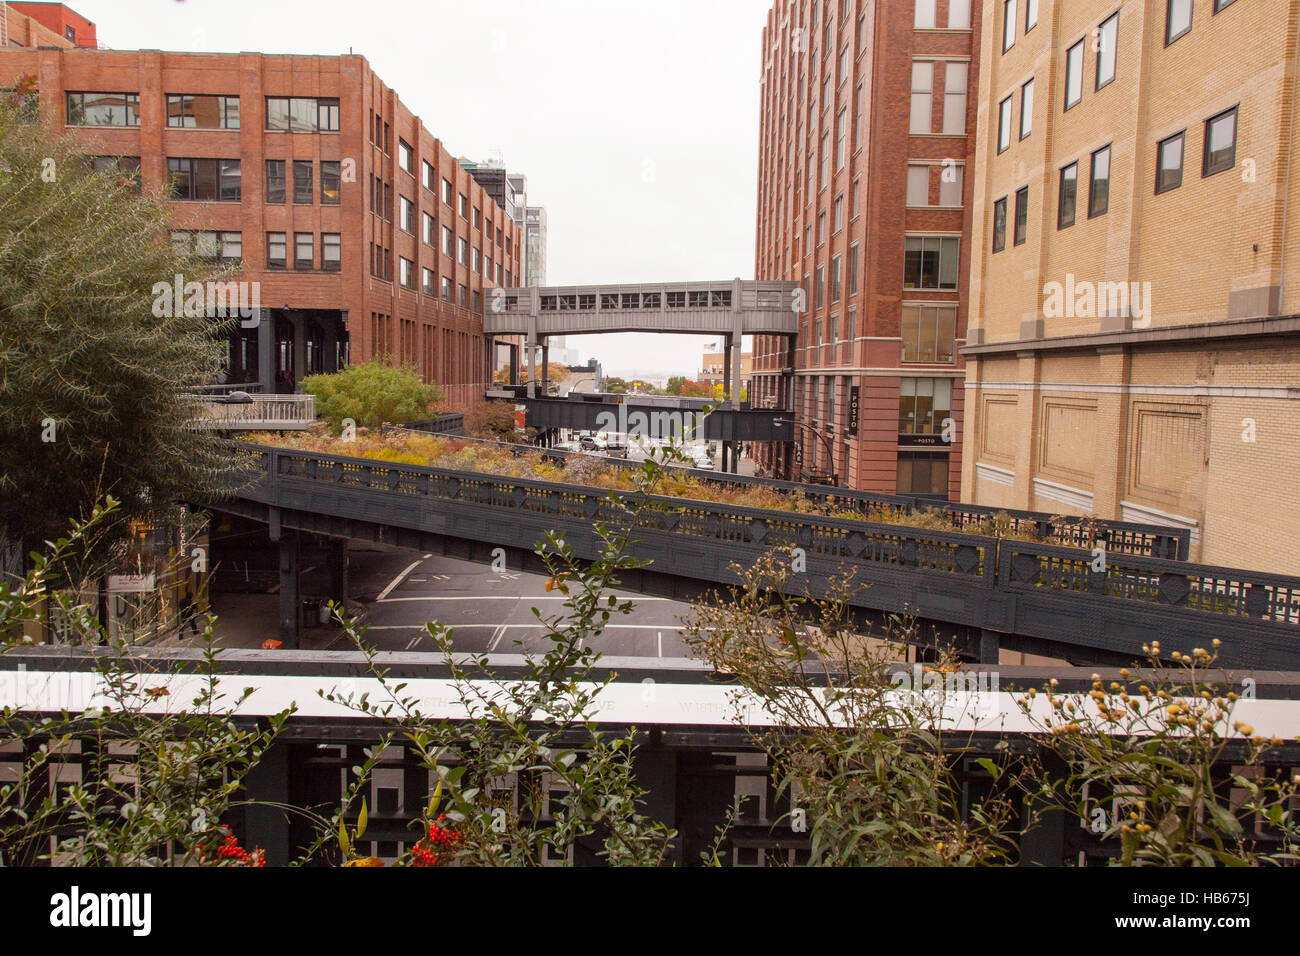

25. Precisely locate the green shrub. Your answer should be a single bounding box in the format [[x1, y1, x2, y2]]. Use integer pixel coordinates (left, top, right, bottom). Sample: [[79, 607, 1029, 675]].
[[302, 360, 443, 429]]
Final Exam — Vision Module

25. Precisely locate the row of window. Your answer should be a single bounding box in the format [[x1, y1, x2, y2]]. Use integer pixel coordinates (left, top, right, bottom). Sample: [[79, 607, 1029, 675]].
[[992, 104, 1238, 249], [914, 0, 972, 30], [801, 304, 956, 365], [268, 159, 340, 205], [167, 229, 341, 271], [805, 306, 858, 347], [66, 92, 343, 131]]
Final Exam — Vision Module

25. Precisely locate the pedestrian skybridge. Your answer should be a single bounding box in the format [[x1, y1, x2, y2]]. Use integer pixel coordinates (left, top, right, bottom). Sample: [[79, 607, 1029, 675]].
[[482, 279, 801, 338]]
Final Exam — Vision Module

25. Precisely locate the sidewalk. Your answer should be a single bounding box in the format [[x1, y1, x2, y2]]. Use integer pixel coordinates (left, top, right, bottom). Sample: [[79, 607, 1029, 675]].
[[146, 592, 365, 651]]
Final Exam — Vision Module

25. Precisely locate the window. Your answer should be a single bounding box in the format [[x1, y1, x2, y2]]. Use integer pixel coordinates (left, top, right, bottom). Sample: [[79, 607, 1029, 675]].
[[1058, 161, 1079, 227], [398, 140, 413, 174], [294, 232, 314, 270], [423, 160, 436, 191], [899, 378, 953, 435], [1089, 145, 1111, 217], [441, 276, 452, 301], [265, 97, 339, 132], [166, 94, 239, 129], [267, 232, 286, 269], [1096, 12, 1119, 89], [821, 131, 831, 183], [818, 211, 826, 244], [1065, 40, 1084, 110], [458, 237, 468, 266], [458, 284, 468, 309], [1002, 0, 1017, 52], [839, 47, 850, 86], [815, 265, 825, 309], [92, 155, 142, 192], [903, 236, 960, 290], [400, 196, 415, 234], [1203, 107, 1237, 177], [1026, 0, 1038, 30], [910, 62, 934, 134], [897, 451, 951, 495], [473, 248, 481, 273], [265, 160, 285, 204], [939, 164, 963, 206], [400, 257, 415, 289], [949, 0, 972, 29], [443, 178, 454, 205], [992, 197, 1008, 252], [836, 108, 847, 168], [66, 92, 140, 127], [849, 243, 859, 295], [943, 62, 967, 134], [1214, 0, 1236, 9], [422, 267, 435, 294], [171, 230, 241, 262], [907, 164, 930, 206], [458, 193, 468, 218], [1156, 131, 1185, 193], [293, 160, 313, 204], [1166, 0, 1192, 45], [831, 255, 842, 302], [1020, 78, 1034, 139], [901, 305, 957, 362], [997, 95, 1013, 153], [847, 306, 857, 340], [833, 193, 844, 230], [851, 178, 861, 217], [915, 0, 936, 28], [442, 226, 453, 257], [321, 161, 340, 204], [1014, 186, 1029, 245], [424, 212, 436, 245], [167, 158, 241, 201], [323, 234, 341, 272]]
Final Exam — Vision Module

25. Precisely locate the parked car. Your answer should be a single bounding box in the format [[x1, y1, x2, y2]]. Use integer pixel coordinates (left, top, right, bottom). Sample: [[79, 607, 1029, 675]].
[[579, 435, 608, 452]]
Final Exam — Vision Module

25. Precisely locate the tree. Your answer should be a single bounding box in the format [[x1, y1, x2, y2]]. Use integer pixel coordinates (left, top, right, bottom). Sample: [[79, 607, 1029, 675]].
[[602, 376, 628, 394], [666, 376, 687, 396], [464, 400, 519, 441], [0, 87, 242, 560], [301, 360, 443, 429]]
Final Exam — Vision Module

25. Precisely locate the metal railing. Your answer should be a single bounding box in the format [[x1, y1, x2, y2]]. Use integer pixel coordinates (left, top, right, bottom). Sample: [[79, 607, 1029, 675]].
[[185, 393, 316, 430], [219, 443, 1300, 669]]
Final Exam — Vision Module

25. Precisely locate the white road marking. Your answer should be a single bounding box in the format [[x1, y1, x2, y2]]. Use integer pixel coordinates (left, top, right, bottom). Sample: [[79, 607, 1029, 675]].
[[486, 623, 508, 651], [405, 635, 424, 650], [657, 631, 663, 657], [377, 560, 424, 601]]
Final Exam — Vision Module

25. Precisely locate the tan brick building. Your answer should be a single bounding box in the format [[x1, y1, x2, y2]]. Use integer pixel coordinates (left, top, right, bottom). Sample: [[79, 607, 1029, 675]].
[[1, 12, 521, 410], [752, 0, 982, 494], [962, 0, 1300, 573]]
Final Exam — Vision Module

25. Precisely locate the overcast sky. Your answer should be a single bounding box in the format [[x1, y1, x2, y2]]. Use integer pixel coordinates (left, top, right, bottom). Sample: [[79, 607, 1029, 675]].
[[75, 0, 774, 381]]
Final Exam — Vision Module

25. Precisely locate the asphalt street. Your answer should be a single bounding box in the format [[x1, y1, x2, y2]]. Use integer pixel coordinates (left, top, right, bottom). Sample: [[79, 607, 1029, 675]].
[[342, 542, 697, 658]]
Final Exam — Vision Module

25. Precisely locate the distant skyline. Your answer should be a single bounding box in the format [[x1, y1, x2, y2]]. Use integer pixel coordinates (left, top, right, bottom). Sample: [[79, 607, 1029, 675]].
[[72, 0, 774, 379]]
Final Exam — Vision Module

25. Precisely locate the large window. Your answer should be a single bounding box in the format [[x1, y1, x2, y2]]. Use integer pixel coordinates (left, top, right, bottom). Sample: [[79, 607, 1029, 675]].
[[848, 243, 859, 296], [1203, 106, 1238, 177], [424, 212, 436, 246], [897, 451, 951, 496], [1065, 40, 1084, 110], [1089, 145, 1111, 217], [267, 232, 286, 269], [166, 94, 239, 129], [831, 255, 842, 303], [911, 62, 934, 135], [442, 226, 453, 257], [293, 160, 313, 204], [901, 305, 957, 363], [321, 161, 340, 204], [907, 165, 930, 206], [1002, 0, 1017, 52], [815, 265, 825, 310], [836, 108, 848, 169], [949, 0, 972, 29], [265, 97, 340, 132], [997, 95, 1013, 153], [1020, 78, 1034, 139], [940, 164, 963, 206], [1096, 12, 1119, 89], [265, 160, 285, 204], [915, 0, 936, 28], [400, 257, 415, 289], [398, 140, 413, 174], [171, 230, 241, 263], [899, 378, 953, 435], [1026, 0, 1038, 30], [92, 155, 141, 193], [992, 197, 1008, 252], [66, 92, 140, 127], [167, 158, 241, 201], [322, 234, 341, 272], [943, 62, 968, 135], [903, 236, 960, 290], [1058, 161, 1078, 228], [294, 233, 314, 270], [1157, 131, 1185, 193], [400, 196, 415, 234], [1166, 0, 1192, 45], [1014, 186, 1029, 245]]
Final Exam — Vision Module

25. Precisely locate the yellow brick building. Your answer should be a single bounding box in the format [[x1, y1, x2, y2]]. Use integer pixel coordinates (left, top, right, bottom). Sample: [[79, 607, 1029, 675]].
[[962, 0, 1300, 573]]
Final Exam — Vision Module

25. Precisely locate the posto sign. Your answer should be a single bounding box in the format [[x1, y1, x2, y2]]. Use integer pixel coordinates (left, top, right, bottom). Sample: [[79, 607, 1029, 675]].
[[848, 387, 860, 436]]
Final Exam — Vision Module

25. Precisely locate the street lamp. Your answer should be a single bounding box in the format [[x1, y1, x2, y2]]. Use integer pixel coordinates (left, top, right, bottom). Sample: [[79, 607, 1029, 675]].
[[773, 418, 838, 487]]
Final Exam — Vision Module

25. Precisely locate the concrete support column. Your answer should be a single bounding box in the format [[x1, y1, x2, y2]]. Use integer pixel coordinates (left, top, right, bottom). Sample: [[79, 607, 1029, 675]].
[[257, 310, 275, 394], [541, 341, 550, 395], [278, 530, 300, 648], [1011, 351, 1042, 510], [978, 629, 1001, 665], [328, 538, 348, 612], [1091, 347, 1131, 521], [525, 332, 537, 399], [723, 334, 732, 403], [291, 313, 306, 390]]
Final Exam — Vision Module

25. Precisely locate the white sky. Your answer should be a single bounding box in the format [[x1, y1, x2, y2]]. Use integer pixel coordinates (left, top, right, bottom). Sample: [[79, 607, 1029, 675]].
[[74, 0, 775, 381]]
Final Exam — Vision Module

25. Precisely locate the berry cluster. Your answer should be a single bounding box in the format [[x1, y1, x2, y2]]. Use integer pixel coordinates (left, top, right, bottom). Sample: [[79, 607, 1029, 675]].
[[410, 817, 461, 867]]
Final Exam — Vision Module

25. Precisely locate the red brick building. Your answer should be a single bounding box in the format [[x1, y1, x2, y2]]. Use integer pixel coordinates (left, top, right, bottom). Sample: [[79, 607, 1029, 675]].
[[1, 27, 521, 409], [5, 2, 96, 49], [751, 0, 980, 496]]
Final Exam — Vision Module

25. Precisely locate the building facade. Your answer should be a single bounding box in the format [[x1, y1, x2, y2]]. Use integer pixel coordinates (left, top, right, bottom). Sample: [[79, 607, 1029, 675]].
[[5, 2, 96, 49], [0, 40, 522, 410], [962, 0, 1300, 573], [752, 0, 981, 494]]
